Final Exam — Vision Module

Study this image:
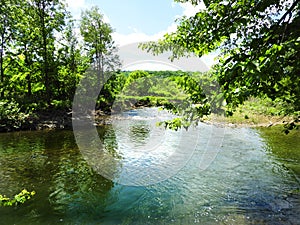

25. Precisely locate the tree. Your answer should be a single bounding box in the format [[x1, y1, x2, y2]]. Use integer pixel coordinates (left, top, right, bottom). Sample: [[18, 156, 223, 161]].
[[2, 0, 68, 104], [80, 6, 120, 86], [11, 0, 41, 98], [141, 0, 300, 123], [28, 0, 67, 103], [56, 18, 88, 102], [0, 0, 22, 97]]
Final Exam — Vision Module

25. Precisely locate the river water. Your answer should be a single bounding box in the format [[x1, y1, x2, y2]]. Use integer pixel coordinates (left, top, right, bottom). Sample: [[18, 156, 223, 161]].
[[0, 108, 299, 224]]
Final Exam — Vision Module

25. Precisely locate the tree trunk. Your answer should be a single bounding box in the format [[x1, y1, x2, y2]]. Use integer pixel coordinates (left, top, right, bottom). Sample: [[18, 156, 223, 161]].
[[0, 33, 5, 98], [40, 0, 50, 104], [25, 49, 32, 97]]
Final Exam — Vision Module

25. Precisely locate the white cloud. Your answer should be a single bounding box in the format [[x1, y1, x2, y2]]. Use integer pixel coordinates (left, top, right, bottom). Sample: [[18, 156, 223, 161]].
[[65, 0, 110, 23], [65, 0, 87, 20], [65, 0, 85, 9], [67, 1, 205, 46], [201, 52, 218, 68], [113, 23, 177, 47], [128, 26, 141, 33], [103, 14, 111, 23], [123, 61, 181, 71], [112, 2, 206, 47], [180, 2, 206, 17], [112, 2, 215, 69], [113, 32, 156, 47]]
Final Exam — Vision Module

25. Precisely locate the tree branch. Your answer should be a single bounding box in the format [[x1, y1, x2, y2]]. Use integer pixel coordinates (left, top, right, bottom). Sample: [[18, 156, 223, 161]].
[[277, 0, 300, 25]]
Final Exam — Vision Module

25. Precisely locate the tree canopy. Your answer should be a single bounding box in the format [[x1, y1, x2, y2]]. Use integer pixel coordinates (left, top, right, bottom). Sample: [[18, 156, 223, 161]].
[[80, 6, 120, 83], [141, 0, 300, 119], [0, 1, 121, 130]]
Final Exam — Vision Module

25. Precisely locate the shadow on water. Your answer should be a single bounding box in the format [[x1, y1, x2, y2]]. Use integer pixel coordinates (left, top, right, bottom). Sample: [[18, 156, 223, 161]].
[[0, 110, 300, 225], [258, 126, 300, 178], [0, 130, 114, 225]]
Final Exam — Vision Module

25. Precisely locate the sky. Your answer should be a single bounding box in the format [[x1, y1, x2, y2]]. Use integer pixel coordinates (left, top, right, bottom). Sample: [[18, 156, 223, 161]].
[[65, 0, 214, 70]]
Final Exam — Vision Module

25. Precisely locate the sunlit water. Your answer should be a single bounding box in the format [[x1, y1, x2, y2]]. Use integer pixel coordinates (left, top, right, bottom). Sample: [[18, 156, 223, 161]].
[[0, 108, 299, 225]]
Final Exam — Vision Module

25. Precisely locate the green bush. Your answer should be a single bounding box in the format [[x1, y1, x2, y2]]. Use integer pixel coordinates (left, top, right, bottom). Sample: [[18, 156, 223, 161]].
[[51, 99, 72, 110], [0, 100, 32, 131]]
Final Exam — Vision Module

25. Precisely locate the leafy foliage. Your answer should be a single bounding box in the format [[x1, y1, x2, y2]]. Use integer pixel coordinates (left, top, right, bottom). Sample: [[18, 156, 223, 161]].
[[0, 100, 35, 131], [0, 1, 122, 130], [0, 189, 35, 207], [141, 0, 300, 131], [80, 6, 121, 82], [158, 72, 223, 130], [112, 71, 222, 129]]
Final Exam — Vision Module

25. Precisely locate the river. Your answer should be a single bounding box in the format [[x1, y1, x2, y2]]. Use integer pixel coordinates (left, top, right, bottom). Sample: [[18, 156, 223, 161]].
[[0, 108, 299, 224]]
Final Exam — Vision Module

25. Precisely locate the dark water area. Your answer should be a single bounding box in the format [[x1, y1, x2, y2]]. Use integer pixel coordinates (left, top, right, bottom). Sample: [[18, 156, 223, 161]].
[[258, 126, 300, 179], [0, 108, 299, 224]]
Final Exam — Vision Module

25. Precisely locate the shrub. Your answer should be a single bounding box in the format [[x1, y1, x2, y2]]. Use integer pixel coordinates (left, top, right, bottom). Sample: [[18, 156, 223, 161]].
[[0, 100, 33, 131]]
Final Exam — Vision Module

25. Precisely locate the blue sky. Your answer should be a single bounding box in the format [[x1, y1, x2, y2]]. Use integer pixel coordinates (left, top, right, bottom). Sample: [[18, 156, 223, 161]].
[[85, 0, 182, 35], [66, 0, 204, 45], [65, 0, 214, 70]]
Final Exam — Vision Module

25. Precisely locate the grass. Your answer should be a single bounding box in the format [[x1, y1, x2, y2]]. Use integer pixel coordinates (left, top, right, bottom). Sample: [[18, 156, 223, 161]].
[[207, 97, 295, 127]]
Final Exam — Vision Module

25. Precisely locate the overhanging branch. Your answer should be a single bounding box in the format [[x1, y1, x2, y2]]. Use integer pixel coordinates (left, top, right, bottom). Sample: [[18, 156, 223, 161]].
[[277, 0, 300, 25]]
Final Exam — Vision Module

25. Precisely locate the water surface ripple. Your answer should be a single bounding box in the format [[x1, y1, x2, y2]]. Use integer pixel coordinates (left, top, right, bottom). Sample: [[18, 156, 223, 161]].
[[0, 108, 299, 224]]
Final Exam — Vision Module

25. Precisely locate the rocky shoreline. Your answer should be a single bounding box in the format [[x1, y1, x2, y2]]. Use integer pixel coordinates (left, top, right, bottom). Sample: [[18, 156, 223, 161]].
[[0, 110, 72, 132]]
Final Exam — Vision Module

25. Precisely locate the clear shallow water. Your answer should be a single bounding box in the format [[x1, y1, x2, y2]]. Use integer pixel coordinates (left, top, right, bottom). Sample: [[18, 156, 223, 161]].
[[0, 108, 299, 225]]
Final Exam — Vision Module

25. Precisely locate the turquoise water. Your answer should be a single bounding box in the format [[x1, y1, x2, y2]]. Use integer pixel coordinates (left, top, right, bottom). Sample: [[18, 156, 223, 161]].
[[0, 109, 299, 224]]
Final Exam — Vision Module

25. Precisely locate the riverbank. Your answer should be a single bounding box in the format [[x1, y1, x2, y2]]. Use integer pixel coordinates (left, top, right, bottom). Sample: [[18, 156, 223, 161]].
[[203, 97, 299, 132], [0, 111, 298, 133], [204, 113, 295, 128], [0, 105, 298, 132], [0, 96, 171, 132], [0, 109, 73, 132]]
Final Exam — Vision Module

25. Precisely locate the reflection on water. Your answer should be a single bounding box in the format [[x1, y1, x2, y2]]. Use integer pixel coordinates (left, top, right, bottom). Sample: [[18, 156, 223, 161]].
[[258, 126, 300, 178], [0, 109, 299, 224], [129, 121, 151, 146]]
